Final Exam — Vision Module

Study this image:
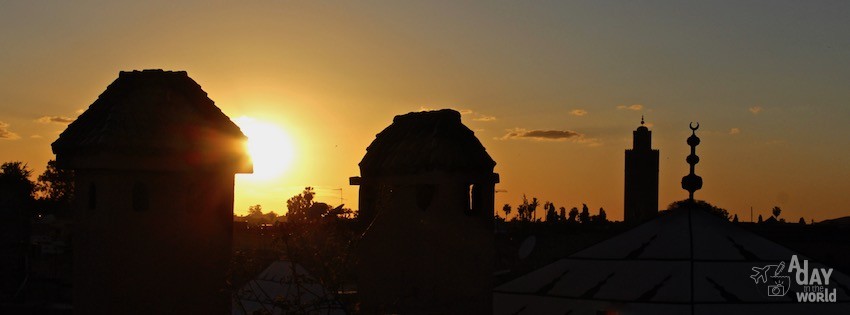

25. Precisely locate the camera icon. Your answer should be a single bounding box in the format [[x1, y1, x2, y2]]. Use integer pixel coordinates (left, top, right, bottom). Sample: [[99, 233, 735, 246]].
[[768, 284, 784, 296], [767, 276, 790, 297]]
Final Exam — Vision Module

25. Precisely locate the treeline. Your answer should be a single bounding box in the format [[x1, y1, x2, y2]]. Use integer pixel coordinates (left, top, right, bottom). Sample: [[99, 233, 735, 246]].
[[0, 160, 74, 218], [750, 205, 809, 225], [233, 187, 359, 313], [665, 199, 810, 225], [499, 194, 609, 224], [499, 196, 811, 225], [234, 187, 355, 226]]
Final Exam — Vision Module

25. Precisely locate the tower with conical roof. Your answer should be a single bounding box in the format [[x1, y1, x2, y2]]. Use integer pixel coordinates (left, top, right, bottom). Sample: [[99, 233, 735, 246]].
[[52, 70, 251, 314], [624, 116, 660, 222]]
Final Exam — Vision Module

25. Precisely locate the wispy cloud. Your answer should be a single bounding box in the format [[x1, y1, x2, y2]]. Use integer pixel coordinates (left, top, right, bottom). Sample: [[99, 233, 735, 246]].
[[729, 127, 740, 135], [569, 109, 588, 116], [37, 116, 75, 124], [749, 106, 763, 115], [417, 106, 496, 122], [459, 108, 497, 122], [617, 104, 643, 111], [502, 129, 582, 140], [472, 115, 496, 121], [500, 128, 601, 146], [0, 121, 20, 140], [30, 135, 43, 139]]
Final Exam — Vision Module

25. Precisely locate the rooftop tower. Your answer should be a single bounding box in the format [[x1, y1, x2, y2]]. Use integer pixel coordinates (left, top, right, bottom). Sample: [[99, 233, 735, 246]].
[[624, 116, 660, 222]]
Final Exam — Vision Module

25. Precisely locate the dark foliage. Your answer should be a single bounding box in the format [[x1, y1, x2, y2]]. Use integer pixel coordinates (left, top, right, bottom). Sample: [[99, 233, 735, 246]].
[[666, 199, 731, 221]]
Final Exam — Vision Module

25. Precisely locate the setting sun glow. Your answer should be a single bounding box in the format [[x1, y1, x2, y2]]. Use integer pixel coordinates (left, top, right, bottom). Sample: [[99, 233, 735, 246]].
[[234, 116, 295, 180]]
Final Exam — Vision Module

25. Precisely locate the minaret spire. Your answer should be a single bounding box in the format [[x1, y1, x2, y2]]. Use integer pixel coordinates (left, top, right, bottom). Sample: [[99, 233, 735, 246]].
[[641, 115, 645, 125], [681, 122, 703, 201]]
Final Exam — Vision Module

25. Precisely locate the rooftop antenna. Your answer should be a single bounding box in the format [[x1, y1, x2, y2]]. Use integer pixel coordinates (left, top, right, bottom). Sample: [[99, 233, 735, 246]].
[[332, 188, 343, 206]]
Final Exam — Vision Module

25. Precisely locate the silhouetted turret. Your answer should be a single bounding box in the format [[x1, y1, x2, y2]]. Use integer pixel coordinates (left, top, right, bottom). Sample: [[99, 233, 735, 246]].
[[350, 109, 498, 314], [52, 70, 251, 315]]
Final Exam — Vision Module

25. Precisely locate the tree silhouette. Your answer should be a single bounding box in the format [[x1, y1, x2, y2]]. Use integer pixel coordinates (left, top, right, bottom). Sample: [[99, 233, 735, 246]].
[[517, 195, 528, 221], [266, 188, 358, 314], [529, 197, 539, 221], [0, 162, 35, 211], [241, 204, 282, 225], [502, 204, 512, 220], [516, 195, 540, 222], [248, 204, 263, 216], [597, 207, 607, 223], [0, 161, 36, 291], [579, 204, 590, 224], [771, 206, 782, 219], [798, 217, 805, 225], [758, 214, 764, 223], [544, 202, 557, 222], [666, 199, 730, 221], [35, 159, 74, 217], [732, 214, 739, 223], [568, 207, 579, 223], [285, 187, 317, 223], [559, 207, 566, 221]]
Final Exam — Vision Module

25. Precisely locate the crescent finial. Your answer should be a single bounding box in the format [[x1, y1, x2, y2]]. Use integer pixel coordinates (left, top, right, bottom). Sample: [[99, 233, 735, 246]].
[[689, 122, 699, 131]]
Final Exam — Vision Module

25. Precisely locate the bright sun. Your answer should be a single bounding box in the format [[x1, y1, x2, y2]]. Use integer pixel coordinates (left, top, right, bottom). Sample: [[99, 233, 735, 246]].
[[234, 116, 295, 180]]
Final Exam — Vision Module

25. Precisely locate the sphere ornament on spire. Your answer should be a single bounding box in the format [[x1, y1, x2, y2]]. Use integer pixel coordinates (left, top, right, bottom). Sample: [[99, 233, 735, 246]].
[[636, 115, 649, 132], [681, 122, 702, 201]]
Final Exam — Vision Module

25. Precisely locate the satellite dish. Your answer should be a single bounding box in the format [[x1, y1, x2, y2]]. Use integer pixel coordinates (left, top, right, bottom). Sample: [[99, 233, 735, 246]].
[[518, 235, 536, 260]]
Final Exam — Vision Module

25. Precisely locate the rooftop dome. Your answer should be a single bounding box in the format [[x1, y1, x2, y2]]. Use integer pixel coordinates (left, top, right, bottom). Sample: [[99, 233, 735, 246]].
[[359, 109, 495, 176]]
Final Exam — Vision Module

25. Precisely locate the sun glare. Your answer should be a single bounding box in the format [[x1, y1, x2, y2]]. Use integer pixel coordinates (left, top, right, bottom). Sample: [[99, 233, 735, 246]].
[[234, 116, 295, 180]]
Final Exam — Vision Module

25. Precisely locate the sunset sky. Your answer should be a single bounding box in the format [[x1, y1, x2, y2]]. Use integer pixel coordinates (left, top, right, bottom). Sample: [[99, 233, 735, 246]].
[[2, 1, 849, 221]]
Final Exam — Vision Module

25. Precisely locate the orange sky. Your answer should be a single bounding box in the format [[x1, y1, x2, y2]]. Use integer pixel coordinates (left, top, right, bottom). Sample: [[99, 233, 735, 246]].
[[1, 2, 849, 222]]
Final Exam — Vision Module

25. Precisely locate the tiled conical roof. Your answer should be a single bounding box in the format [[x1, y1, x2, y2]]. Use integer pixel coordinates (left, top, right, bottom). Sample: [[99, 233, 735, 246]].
[[52, 70, 249, 171]]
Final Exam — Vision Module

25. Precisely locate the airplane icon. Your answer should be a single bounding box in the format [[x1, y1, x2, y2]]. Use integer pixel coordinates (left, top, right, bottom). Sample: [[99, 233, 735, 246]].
[[750, 261, 786, 284]]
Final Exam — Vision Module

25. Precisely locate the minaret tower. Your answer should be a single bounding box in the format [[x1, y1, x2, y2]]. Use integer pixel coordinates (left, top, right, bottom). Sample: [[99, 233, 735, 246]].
[[624, 116, 660, 222], [681, 122, 703, 200]]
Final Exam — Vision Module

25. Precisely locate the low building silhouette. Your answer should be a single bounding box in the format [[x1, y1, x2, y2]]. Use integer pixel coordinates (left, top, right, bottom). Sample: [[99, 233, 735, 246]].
[[350, 109, 499, 314], [624, 117, 660, 222], [494, 205, 850, 314], [497, 123, 850, 314], [52, 70, 251, 314]]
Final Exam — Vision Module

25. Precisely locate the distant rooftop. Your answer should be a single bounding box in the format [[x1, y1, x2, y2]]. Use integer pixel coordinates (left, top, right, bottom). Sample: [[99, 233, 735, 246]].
[[52, 70, 249, 171], [359, 109, 495, 176]]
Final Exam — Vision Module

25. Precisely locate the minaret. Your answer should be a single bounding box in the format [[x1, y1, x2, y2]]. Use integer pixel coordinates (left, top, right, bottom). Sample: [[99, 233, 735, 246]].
[[681, 122, 703, 200], [624, 116, 660, 222]]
